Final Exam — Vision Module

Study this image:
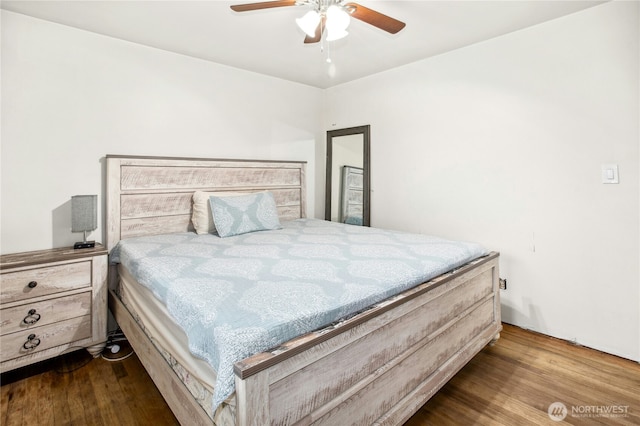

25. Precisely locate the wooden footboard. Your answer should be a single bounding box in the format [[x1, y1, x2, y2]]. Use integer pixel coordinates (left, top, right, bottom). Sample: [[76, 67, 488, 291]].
[[232, 252, 501, 425], [109, 252, 500, 426]]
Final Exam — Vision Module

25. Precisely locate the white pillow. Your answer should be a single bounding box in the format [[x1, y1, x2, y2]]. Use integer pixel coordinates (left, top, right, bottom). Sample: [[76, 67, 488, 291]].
[[191, 191, 246, 234]]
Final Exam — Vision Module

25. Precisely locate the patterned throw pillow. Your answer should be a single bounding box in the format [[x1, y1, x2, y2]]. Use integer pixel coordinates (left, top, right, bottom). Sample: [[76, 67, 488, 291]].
[[209, 192, 281, 237]]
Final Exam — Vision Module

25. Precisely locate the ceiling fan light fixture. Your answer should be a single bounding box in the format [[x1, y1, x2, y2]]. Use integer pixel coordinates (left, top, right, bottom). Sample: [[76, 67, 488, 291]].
[[296, 10, 321, 37], [231, 1, 406, 47]]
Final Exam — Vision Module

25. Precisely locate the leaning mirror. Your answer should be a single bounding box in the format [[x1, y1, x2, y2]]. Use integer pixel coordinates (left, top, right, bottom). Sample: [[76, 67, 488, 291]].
[[325, 125, 370, 226]]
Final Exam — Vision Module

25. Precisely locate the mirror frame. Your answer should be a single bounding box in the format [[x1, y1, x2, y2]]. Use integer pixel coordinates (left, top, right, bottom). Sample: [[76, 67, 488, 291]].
[[325, 125, 371, 226]]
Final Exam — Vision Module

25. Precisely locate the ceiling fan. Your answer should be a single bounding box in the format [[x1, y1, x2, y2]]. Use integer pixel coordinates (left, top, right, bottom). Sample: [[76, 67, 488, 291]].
[[230, 0, 406, 44]]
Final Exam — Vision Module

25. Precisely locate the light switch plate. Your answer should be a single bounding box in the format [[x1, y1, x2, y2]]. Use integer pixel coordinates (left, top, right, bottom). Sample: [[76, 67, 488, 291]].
[[601, 164, 619, 184]]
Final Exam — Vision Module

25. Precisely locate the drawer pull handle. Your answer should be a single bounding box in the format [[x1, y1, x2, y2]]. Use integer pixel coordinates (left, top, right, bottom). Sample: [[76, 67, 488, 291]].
[[23, 309, 41, 325], [27, 281, 38, 289], [23, 334, 41, 350]]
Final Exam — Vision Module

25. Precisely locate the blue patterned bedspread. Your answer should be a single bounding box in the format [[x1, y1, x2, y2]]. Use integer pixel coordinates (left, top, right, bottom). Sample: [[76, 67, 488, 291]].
[[110, 218, 488, 411]]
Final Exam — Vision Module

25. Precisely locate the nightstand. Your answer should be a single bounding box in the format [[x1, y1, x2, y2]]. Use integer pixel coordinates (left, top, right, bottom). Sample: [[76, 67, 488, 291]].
[[0, 244, 108, 372]]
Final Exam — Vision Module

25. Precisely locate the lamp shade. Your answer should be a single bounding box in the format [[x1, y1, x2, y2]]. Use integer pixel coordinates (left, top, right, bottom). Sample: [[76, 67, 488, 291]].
[[71, 195, 97, 232], [326, 5, 350, 29], [296, 10, 320, 37]]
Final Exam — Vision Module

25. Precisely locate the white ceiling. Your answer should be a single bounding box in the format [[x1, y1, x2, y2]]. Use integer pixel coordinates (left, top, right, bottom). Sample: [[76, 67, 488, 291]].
[[2, 0, 606, 88]]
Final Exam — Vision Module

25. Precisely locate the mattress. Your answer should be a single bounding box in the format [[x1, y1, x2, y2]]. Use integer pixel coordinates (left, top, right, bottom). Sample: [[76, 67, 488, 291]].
[[110, 218, 488, 412], [117, 265, 235, 424]]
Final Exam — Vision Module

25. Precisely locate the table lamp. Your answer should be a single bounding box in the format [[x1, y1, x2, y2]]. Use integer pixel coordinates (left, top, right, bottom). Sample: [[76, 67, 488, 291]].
[[72, 195, 97, 249]]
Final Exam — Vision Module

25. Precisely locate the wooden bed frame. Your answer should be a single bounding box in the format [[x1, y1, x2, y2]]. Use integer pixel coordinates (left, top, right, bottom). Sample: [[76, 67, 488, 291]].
[[105, 155, 501, 426]]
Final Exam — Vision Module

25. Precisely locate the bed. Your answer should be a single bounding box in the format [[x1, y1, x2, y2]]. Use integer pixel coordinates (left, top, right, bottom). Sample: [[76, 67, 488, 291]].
[[106, 154, 501, 426]]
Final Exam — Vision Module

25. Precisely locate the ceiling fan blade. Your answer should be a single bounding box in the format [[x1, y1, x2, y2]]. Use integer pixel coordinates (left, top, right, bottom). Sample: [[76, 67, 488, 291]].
[[230, 0, 297, 12], [345, 2, 406, 34], [304, 16, 325, 44]]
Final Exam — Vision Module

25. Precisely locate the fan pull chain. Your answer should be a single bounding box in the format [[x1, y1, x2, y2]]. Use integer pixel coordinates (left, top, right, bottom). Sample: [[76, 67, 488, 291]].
[[318, 17, 331, 64], [319, 16, 327, 60]]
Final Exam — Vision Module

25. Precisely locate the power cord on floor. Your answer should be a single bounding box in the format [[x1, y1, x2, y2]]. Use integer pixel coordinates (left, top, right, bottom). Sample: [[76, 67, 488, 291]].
[[101, 329, 134, 362]]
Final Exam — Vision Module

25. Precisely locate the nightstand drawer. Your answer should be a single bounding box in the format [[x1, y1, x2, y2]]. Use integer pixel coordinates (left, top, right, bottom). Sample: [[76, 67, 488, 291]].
[[0, 292, 92, 336], [0, 261, 91, 304], [0, 315, 92, 362]]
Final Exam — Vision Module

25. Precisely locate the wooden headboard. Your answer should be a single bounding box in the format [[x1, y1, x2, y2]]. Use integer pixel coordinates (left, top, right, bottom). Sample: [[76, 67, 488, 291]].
[[106, 155, 307, 251]]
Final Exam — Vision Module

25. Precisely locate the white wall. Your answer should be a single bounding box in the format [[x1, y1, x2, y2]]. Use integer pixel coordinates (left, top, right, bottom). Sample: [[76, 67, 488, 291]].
[[325, 1, 640, 362], [1, 11, 323, 253]]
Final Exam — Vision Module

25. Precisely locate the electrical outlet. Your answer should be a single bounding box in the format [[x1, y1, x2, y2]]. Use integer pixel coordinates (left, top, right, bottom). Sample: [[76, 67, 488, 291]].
[[499, 278, 507, 290]]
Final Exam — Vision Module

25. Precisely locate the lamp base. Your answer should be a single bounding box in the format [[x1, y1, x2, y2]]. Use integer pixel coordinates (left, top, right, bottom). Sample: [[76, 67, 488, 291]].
[[74, 241, 96, 250]]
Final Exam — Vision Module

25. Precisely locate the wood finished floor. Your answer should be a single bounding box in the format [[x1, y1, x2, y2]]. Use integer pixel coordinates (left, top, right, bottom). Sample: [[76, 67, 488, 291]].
[[2, 323, 639, 425]]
